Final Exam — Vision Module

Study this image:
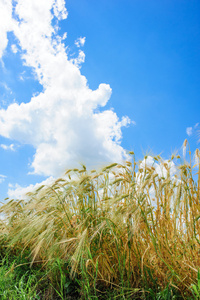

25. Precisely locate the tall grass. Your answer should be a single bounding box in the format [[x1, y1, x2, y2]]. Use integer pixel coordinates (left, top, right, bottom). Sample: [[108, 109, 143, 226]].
[[0, 145, 200, 299]]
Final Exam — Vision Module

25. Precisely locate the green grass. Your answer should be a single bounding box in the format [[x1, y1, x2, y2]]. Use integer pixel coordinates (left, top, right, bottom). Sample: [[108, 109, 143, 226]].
[[0, 143, 200, 299], [0, 250, 41, 299]]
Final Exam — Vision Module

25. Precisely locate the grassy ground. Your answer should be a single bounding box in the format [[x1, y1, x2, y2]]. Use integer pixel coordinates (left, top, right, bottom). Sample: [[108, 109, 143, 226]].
[[0, 143, 200, 299]]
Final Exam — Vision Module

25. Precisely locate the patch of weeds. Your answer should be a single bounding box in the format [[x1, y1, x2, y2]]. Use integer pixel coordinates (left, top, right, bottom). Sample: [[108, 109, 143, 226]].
[[190, 269, 200, 299], [0, 258, 40, 299], [0, 247, 47, 299], [143, 284, 183, 300], [48, 258, 80, 300]]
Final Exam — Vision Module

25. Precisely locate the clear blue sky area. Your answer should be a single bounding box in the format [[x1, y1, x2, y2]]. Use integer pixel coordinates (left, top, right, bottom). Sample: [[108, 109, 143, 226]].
[[0, 0, 199, 200], [66, 0, 200, 153]]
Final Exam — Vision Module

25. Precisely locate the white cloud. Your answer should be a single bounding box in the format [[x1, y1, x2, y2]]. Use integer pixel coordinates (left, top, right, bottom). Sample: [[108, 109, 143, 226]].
[[75, 37, 86, 48], [156, 160, 176, 178], [0, 0, 14, 58], [70, 50, 85, 68], [11, 44, 18, 54], [136, 156, 178, 209], [0, 143, 15, 151], [52, 0, 68, 20], [0, 174, 6, 184], [139, 156, 155, 169], [0, 82, 12, 94], [186, 127, 193, 136], [0, 0, 132, 178], [8, 176, 55, 199], [138, 156, 177, 180]]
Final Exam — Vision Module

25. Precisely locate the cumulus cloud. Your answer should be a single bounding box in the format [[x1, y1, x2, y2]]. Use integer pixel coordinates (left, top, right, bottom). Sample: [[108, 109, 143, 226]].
[[0, 0, 14, 57], [0, 143, 15, 151], [70, 50, 85, 67], [139, 156, 177, 179], [11, 44, 18, 54], [8, 176, 55, 199], [0, 0, 132, 179], [75, 37, 86, 48], [136, 156, 178, 208], [186, 127, 193, 136], [0, 175, 6, 184]]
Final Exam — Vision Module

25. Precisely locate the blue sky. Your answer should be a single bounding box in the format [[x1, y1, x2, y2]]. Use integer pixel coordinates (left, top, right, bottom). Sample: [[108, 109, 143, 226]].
[[0, 0, 199, 199]]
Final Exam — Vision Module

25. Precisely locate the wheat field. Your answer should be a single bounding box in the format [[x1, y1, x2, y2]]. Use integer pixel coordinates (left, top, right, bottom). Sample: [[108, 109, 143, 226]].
[[0, 144, 199, 299]]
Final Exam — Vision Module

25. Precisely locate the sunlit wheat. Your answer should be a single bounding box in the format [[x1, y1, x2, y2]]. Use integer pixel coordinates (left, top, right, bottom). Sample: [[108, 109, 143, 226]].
[[0, 146, 199, 298]]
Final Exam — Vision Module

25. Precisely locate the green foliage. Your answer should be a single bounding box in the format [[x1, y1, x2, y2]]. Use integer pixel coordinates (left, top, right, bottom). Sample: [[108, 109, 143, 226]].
[[0, 255, 41, 299], [190, 269, 200, 299], [49, 258, 79, 299]]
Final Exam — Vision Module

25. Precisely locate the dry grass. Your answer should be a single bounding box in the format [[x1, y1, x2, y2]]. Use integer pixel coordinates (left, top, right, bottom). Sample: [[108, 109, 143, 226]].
[[0, 147, 200, 298]]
